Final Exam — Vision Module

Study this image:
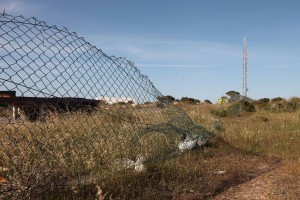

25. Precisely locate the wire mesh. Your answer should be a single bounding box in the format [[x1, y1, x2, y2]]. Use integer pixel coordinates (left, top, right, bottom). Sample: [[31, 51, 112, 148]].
[[0, 13, 212, 198]]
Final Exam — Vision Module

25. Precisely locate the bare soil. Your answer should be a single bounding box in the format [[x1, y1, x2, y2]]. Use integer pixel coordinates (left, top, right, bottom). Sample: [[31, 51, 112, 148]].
[[172, 137, 282, 200], [98, 137, 283, 200], [211, 161, 300, 200]]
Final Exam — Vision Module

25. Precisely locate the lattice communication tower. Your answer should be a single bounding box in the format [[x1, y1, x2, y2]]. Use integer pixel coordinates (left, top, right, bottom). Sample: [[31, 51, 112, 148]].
[[242, 36, 248, 98]]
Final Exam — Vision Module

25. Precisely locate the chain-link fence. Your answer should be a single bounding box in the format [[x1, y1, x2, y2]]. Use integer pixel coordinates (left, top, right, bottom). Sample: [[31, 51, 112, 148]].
[[0, 13, 212, 198]]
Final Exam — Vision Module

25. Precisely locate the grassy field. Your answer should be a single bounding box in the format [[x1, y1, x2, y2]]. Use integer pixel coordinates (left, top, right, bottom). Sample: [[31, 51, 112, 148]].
[[0, 99, 300, 199]]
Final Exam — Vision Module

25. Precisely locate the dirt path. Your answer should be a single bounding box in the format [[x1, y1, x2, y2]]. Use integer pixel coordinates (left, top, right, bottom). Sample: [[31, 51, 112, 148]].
[[211, 161, 300, 200]]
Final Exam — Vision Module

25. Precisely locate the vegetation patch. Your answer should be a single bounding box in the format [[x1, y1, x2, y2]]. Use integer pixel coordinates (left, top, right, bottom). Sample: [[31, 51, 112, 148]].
[[1, 101, 300, 199], [211, 100, 255, 117], [256, 97, 300, 112]]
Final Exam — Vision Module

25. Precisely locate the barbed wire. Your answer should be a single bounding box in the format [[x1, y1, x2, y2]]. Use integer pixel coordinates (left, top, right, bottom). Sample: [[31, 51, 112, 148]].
[[0, 13, 212, 198]]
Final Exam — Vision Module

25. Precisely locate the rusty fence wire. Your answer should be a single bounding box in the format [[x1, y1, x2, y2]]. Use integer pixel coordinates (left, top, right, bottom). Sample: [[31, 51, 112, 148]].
[[0, 13, 212, 198]]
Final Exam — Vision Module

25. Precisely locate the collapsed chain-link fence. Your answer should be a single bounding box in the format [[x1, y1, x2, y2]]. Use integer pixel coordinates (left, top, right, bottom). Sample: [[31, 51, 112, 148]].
[[0, 13, 212, 198]]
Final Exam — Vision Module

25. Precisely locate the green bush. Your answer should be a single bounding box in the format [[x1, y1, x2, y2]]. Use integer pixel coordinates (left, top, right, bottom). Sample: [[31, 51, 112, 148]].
[[180, 97, 200, 104], [253, 98, 270, 109], [288, 97, 300, 105], [253, 98, 270, 105], [226, 100, 255, 114], [211, 100, 255, 117], [204, 99, 212, 104], [268, 100, 298, 112], [211, 107, 228, 117], [271, 97, 285, 103], [157, 95, 175, 103]]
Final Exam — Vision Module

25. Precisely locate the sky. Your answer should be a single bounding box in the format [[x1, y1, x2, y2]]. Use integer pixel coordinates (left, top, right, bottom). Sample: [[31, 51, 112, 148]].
[[1, 0, 299, 102]]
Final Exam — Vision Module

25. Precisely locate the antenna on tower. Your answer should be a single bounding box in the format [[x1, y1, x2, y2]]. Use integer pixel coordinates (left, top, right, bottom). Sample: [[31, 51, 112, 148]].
[[242, 35, 248, 99]]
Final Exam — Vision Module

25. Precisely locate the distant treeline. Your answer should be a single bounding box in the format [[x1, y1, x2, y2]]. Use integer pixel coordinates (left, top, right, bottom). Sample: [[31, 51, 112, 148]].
[[157, 95, 212, 104]]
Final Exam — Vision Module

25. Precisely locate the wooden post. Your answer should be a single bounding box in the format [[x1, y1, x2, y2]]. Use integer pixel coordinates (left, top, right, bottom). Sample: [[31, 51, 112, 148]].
[[12, 105, 20, 120]]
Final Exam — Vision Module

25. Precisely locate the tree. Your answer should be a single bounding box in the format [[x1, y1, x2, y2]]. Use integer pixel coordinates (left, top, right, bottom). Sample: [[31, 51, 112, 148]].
[[271, 97, 284, 103], [157, 95, 175, 102], [226, 90, 240, 97], [204, 99, 212, 104], [180, 97, 201, 104], [257, 98, 270, 104]]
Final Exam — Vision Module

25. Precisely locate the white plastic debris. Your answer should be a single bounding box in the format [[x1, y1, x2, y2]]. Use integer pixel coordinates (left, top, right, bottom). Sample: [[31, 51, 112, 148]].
[[214, 170, 226, 175], [134, 156, 146, 173], [178, 135, 197, 151], [114, 155, 146, 172], [114, 158, 135, 170]]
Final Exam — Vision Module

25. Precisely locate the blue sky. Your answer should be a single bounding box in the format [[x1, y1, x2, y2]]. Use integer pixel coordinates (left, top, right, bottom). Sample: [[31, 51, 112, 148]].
[[1, 0, 299, 102]]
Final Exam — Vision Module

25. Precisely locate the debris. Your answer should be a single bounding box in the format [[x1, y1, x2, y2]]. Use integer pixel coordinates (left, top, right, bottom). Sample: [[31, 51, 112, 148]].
[[178, 135, 197, 152], [114, 158, 135, 170], [214, 170, 226, 175], [96, 185, 106, 200], [178, 133, 209, 152], [114, 156, 146, 173], [0, 176, 8, 183], [196, 138, 208, 147], [134, 156, 146, 173]]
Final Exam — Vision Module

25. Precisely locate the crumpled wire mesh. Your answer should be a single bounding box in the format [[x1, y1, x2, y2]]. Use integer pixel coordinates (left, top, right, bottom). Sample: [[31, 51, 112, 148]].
[[0, 13, 212, 198]]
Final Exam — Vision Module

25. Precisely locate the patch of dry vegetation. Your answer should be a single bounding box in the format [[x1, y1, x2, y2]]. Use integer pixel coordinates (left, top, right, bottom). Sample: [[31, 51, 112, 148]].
[[0, 105, 176, 198], [185, 100, 300, 199], [1, 99, 300, 199]]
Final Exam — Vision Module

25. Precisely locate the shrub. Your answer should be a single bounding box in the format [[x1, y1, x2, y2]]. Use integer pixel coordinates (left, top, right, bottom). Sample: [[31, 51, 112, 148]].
[[268, 100, 298, 112], [288, 97, 300, 105], [204, 100, 212, 104], [227, 100, 256, 114], [157, 95, 175, 103], [271, 97, 285, 103], [211, 107, 228, 117], [225, 90, 240, 96], [253, 98, 270, 109], [211, 100, 255, 117], [255, 98, 270, 104], [180, 97, 200, 104]]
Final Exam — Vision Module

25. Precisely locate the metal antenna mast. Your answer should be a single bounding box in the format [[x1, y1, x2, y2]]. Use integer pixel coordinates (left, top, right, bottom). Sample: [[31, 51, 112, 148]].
[[242, 36, 248, 98]]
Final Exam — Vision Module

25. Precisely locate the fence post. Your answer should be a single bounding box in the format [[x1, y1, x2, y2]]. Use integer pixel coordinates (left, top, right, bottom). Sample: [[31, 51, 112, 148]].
[[12, 105, 20, 120], [39, 104, 45, 121]]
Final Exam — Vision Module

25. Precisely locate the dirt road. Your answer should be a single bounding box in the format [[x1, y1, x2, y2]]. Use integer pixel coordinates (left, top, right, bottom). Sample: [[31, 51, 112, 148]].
[[212, 161, 300, 200]]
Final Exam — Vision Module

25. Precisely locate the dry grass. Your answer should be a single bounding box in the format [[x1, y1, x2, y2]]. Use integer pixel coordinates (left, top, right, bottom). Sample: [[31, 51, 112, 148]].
[[1, 101, 300, 199], [0, 104, 186, 198], [185, 101, 300, 160], [185, 102, 300, 199]]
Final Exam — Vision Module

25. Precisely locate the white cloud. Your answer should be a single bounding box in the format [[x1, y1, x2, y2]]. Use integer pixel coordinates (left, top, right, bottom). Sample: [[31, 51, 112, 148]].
[[85, 34, 300, 72], [86, 34, 241, 69]]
